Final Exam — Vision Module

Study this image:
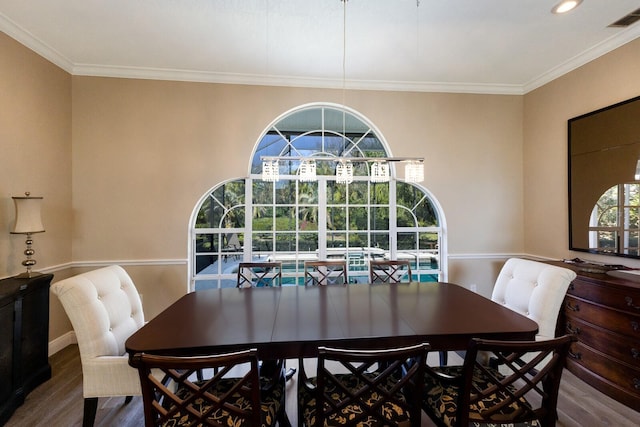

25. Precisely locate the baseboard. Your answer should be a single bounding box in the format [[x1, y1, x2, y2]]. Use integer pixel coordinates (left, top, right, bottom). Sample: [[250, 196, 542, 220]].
[[48, 331, 76, 356]]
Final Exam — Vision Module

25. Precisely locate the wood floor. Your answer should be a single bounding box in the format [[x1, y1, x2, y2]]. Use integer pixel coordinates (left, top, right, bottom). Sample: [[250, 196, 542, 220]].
[[5, 345, 639, 426]]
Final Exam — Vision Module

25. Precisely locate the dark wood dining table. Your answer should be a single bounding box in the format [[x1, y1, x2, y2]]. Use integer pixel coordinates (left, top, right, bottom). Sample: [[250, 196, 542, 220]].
[[126, 282, 538, 363]]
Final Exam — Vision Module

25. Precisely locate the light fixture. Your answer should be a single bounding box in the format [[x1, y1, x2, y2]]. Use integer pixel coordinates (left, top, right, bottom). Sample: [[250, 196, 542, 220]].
[[259, 0, 426, 185], [370, 161, 390, 183], [260, 156, 424, 184], [298, 159, 317, 182], [551, 0, 582, 14], [635, 159, 640, 180], [262, 159, 279, 182], [336, 160, 354, 184], [405, 160, 425, 183], [11, 192, 45, 278]]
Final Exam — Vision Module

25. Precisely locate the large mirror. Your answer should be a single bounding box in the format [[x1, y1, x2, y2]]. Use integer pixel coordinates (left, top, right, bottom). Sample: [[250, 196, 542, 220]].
[[569, 95, 640, 258]]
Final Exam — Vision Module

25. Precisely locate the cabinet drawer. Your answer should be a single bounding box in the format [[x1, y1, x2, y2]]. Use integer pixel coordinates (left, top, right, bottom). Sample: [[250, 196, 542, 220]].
[[568, 341, 640, 400], [565, 315, 640, 367], [570, 278, 640, 315], [564, 295, 640, 339]]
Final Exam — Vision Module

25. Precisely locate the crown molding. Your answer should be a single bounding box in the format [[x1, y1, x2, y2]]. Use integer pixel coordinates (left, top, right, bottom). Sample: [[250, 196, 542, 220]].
[[523, 24, 640, 93], [72, 63, 525, 95], [2, 10, 639, 96], [0, 12, 74, 72]]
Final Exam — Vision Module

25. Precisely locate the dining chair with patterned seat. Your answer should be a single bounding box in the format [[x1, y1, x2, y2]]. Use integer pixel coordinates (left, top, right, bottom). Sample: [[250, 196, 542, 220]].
[[369, 259, 412, 283], [298, 342, 430, 427], [304, 260, 348, 286], [237, 262, 283, 288], [236, 261, 295, 382], [132, 348, 291, 427], [422, 335, 576, 427]]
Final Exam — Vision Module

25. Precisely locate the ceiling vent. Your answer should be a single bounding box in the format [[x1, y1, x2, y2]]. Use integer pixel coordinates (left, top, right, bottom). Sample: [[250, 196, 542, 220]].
[[609, 8, 640, 27]]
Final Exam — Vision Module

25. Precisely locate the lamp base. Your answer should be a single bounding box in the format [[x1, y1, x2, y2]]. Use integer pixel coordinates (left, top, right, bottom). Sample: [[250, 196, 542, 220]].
[[15, 270, 43, 279]]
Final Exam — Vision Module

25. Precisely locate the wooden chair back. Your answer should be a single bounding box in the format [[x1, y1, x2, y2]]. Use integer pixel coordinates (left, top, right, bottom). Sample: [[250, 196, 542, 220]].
[[304, 260, 348, 285], [369, 259, 412, 283], [132, 349, 274, 427], [300, 343, 429, 426], [237, 262, 282, 287], [424, 335, 576, 427]]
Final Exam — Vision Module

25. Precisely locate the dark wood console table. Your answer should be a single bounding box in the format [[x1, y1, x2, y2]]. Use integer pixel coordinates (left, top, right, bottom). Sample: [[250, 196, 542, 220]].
[[0, 274, 53, 425], [551, 261, 640, 411]]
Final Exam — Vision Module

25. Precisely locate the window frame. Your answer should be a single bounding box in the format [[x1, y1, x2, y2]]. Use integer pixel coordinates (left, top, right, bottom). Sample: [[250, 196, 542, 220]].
[[188, 103, 447, 290]]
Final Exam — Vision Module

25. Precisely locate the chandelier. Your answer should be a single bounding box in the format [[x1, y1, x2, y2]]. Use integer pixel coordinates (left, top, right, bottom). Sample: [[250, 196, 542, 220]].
[[260, 1, 426, 185], [261, 156, 424, 184]]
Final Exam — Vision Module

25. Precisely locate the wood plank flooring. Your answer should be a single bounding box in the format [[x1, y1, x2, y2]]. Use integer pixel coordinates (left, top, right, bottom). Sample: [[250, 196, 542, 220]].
[[5, 345, 639, 426]]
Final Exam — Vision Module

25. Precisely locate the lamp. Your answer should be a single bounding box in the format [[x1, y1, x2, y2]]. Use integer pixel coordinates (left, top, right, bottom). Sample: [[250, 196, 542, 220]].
[[635, 159, 640, 181], [11, 192, 45, 278]]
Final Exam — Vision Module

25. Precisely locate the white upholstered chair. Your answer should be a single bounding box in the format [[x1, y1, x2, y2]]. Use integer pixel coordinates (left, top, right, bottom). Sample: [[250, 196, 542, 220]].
[[491, 258, 576, 342], [443, 258, 576, 366], [51, 265, 145, 427]]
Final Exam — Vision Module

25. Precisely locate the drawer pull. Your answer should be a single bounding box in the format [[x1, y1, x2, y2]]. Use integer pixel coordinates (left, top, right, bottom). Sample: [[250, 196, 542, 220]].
[[626, 296, 640, 311], [566, 301, 580, 312], [566, 322, 581, 335], [569, 350, 582, 360], [632, 348, 640, 359], [632, 321, 639, 332], [634, 378, 640, 390], [568, 283, 575, 291]]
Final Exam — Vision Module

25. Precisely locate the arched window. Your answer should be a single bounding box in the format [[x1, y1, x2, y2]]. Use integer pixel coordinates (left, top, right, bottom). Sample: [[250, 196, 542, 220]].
[[589, 183, 640, 255], [188, 103, 446, 290]]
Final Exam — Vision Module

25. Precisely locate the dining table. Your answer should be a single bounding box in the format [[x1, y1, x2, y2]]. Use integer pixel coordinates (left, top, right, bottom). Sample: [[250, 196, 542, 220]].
[[125, 282, 538, 363]]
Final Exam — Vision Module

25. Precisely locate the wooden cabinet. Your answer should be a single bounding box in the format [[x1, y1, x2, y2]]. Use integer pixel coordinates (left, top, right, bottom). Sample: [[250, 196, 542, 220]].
[[554, 263, 640, 410], [0, 274, 53, 426]]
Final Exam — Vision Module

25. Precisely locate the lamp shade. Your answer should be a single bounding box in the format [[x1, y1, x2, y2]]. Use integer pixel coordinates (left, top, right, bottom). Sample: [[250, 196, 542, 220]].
[[11, 193, 45, 234]]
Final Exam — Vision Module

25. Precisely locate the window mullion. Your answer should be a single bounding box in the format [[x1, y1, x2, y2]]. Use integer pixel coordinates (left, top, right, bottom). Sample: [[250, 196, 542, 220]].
[[318, 178, 327, 259], [389, 180, 397, 259], [244, 178, 253, 262]]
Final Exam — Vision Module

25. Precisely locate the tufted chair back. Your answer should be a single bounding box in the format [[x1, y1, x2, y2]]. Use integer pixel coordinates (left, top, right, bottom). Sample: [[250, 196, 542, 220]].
[[51, 265, 145, 426], [491, 258, 576, 341]]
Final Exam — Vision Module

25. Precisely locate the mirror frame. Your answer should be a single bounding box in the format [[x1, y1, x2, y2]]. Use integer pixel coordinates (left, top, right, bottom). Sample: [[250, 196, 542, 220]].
[[568, 94, 640, 258]]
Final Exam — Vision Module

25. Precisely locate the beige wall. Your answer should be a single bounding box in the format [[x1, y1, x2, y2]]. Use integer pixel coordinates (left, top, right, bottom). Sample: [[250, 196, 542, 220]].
[[0, 32, 74, 345], [0, 33, 72, 276], [523, 37, 640, 268], [10, 31, 638, 347], [70, 79, 524, 298], [70, 79, 524, 262]]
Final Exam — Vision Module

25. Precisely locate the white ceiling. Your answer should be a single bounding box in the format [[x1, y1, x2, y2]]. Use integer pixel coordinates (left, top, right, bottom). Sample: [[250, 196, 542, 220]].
[[1, 0, 639, 95]]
